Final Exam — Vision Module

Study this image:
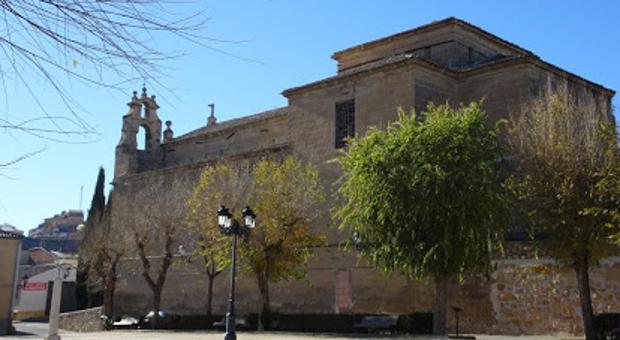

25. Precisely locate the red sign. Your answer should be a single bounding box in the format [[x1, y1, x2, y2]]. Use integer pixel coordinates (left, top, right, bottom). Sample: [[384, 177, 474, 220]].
[[23, 282, 47, 291]]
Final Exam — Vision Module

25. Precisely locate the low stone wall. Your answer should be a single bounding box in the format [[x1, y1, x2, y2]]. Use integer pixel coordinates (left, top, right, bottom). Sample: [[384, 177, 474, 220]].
[[58, 307, 104, 332], [491, 257, 620, 335]]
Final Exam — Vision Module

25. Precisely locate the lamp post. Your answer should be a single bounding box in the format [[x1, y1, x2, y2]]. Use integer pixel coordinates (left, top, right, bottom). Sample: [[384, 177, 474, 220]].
[[218, 205, 256, 340]]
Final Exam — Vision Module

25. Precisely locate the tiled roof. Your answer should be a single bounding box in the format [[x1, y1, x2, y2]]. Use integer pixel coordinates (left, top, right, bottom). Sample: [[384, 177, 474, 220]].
[[171, 107, 288, 143]]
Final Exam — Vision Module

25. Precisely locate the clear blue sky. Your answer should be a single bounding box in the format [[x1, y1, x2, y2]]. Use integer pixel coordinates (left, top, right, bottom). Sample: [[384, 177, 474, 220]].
[[1, 0, 619, 232]]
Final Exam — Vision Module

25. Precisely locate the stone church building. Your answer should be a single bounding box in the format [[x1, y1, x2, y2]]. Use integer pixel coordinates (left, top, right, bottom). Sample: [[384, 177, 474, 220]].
[[111, 18, 617, 335]]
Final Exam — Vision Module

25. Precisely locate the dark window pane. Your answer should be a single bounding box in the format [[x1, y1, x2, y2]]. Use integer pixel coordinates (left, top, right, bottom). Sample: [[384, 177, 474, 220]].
[[335, 99, 355, 148]]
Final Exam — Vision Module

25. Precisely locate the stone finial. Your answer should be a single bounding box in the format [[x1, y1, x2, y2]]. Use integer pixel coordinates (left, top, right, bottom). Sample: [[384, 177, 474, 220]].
[[142, 85, 148, 98], [207, 103, 217, 127], [163, 120, 174, 142], [127, 90, 141, 110]]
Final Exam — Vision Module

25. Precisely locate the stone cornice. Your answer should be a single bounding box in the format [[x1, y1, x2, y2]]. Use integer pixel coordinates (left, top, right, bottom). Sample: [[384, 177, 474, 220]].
[[331, 17, 535, 61], [283, 55, 614, 99], [113, 143, 291, 185]]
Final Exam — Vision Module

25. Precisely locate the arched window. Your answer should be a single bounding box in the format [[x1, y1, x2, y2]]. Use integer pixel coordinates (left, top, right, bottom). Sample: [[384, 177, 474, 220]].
[[137, 125, 151, 150]]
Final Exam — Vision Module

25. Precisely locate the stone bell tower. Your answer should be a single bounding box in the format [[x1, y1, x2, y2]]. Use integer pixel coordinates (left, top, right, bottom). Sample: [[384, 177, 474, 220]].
[[114, 87, 163, 179]]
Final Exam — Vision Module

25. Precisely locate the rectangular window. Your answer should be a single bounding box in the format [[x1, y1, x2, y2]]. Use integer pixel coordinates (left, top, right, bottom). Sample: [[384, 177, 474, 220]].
[[335, 269, 352, 313], [335, 99, 355, 148]]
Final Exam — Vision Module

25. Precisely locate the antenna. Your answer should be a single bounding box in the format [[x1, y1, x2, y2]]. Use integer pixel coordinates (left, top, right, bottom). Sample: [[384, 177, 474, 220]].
[[79, 185, 83, 211]]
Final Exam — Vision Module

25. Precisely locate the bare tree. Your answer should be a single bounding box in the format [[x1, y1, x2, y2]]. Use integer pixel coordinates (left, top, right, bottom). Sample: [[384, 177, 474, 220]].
[[128, 176, 190, 329], [134, 221, 175, 330], [0, 0, 214, 167]]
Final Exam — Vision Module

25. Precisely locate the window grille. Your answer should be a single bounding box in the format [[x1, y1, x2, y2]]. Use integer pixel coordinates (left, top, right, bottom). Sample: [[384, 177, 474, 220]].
[[335, 99, 355, 148]]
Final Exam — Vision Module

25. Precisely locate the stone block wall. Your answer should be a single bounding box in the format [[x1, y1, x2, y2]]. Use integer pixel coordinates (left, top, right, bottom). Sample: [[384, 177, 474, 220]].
[[162, 109, 288, 168], [112, 241, 620, 336], [58, 307, 103, 332], [490, 257, 620, 335]]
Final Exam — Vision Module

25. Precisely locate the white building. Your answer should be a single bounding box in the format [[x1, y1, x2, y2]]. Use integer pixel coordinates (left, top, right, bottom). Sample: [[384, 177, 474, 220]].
[[14, 264, 76, 320]]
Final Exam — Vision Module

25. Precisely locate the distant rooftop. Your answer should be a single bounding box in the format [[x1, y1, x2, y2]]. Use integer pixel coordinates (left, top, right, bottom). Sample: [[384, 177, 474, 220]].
[[0, 229, 24, 239], [0, 223, 23, 235]]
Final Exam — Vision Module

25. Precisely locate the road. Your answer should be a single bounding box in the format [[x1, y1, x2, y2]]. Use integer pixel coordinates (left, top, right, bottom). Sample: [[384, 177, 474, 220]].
[[7, 321, 579, 340]]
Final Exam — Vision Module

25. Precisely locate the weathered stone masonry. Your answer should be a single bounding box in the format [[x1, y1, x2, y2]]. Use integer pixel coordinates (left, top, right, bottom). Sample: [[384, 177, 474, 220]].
[[110, 17, 616, 335]]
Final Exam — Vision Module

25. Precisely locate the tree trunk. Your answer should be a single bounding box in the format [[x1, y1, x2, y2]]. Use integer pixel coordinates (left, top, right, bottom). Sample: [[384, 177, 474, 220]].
[[204, 255, 220, 318], [575, 261, 595, 340], [102, 278, 116, 318], [151, 288, 162, 330], [433, 275, 448, 335], [75, 264, 89, 310], [206, 274, 214, 317], [256, 271, 271, 330]]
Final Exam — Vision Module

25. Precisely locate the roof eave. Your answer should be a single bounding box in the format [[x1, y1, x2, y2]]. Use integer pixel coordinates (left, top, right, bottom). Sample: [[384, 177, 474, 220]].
[[284, 55, 615, 99], [332, 17, 535, 61], [283, 57, 455, 98]]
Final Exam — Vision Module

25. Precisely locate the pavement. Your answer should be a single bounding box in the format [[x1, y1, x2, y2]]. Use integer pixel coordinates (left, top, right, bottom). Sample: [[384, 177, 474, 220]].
[[6, 321, 581, 340]]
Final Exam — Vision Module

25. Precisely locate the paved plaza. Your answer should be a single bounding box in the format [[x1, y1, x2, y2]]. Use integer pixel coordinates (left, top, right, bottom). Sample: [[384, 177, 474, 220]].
[[6, 322, 582, 340]]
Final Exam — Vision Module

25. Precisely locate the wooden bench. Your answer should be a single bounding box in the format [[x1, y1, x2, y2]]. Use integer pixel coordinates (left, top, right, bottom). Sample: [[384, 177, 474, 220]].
[[353, 315, 398, 334]]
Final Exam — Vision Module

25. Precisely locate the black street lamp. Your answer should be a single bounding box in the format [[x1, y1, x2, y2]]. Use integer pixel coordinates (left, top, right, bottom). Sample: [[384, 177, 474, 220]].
[[218, 205, 256, 340], [352, 230, 365, 250]]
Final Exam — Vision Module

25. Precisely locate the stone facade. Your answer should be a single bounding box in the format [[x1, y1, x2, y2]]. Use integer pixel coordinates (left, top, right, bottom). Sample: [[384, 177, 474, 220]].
[[110, 18, 616, 335]]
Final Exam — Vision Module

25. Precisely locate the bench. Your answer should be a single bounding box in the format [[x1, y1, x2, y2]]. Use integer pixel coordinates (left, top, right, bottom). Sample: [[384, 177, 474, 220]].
[[213, 316, 248, 330], [353, 315, 398, 334]]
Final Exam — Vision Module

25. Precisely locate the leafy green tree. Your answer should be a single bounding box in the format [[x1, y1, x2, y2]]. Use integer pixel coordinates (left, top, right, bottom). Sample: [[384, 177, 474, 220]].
[[79, 168, 125, 317], [335, 103, 507, 335], [245, 157, 325, 328], [506, 86, 620, 340], [78, 167, 106, 308], [189, 157, 325, 329], [186, 165, 248, 318], [85, 194, 124, 318]]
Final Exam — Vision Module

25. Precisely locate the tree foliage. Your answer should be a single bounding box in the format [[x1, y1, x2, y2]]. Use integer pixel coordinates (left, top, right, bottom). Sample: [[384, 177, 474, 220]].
[[89, 167, 106, 222], [186, 165, 250, 316], [335, 103, 508, 334], [506, 85, 620, 339], [189, 157, 325, 327], [244, 157, 325, 324], [79, 168, 125, 316]]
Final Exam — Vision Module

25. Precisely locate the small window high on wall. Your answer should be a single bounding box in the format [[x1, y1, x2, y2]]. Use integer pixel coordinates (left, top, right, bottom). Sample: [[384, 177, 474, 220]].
[[335, 99, 355, 148]]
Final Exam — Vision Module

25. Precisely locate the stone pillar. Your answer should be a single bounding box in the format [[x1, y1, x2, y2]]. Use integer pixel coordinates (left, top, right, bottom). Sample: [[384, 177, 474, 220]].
[[46, 273, 63, 340], [0, 232, 23, 336]]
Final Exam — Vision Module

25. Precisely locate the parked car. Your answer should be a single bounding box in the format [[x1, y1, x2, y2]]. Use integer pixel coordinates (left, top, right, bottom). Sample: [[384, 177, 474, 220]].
[[140, 310, 179, 329], [112, 315, 139, 329]]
